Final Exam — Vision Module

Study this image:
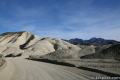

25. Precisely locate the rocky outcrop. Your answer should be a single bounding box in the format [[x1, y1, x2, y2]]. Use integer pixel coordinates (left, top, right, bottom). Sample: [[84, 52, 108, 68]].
[[28, 37, 81, 59], [0, 31, 35, 57]]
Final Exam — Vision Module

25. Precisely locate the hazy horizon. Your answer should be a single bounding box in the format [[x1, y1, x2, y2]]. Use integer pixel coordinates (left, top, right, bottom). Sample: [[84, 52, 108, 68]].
[[0, 0, 120, 40]]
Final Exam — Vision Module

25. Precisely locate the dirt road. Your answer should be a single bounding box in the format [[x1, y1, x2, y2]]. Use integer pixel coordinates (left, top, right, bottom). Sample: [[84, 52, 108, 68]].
[[0, 58, 106, 80]]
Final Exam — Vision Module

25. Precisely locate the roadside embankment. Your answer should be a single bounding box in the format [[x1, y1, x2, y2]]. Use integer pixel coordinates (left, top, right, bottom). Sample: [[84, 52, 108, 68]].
[[0, 54, 6, 70]]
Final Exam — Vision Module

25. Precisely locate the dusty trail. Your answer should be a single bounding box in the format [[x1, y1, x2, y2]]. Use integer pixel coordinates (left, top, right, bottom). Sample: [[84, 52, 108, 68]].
[[0, 58, 106, 80]]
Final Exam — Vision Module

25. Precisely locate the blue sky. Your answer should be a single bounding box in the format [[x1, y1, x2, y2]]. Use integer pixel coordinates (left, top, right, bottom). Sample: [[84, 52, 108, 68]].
[[0, 0, 120, 40]]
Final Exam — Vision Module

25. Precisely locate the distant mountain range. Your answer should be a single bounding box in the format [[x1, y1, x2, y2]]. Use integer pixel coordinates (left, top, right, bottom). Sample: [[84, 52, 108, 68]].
[[67, 37, 120, 46]]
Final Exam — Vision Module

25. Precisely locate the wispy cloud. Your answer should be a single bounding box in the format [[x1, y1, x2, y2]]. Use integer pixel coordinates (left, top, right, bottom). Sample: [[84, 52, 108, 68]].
[[0, 0, 120, 40]]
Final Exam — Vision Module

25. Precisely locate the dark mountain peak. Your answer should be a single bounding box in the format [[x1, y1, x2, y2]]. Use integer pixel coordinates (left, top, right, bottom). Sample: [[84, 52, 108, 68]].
[[89, 37, 104, 41], [68, 38, 83, 45], [68, 37, 120, 46], [70, 38, 83, 42]]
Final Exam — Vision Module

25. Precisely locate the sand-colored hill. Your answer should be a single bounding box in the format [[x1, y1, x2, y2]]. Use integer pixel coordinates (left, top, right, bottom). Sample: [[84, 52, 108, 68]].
[[0, 31, 81, 58]]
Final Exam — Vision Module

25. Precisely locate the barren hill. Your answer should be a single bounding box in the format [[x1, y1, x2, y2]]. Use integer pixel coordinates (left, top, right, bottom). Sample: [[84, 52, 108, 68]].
[[81, 44, 120, 60], [0, 31, 81, 58]]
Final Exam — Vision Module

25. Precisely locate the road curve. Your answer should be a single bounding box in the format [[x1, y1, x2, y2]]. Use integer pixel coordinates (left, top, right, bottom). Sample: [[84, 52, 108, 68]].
[[0, 58, 105, 80]]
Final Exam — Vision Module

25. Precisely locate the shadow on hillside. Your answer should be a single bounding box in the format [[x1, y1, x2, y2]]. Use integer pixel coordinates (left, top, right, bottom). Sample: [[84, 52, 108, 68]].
[[27, 58, 75, 67], [78, 66, 120, 77], [5, 53, 22, 57]]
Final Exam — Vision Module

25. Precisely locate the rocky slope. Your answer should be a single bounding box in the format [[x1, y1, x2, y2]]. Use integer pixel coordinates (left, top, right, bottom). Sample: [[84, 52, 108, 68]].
[[81, 44, 120, 60], [0, 31, 81, 58]]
